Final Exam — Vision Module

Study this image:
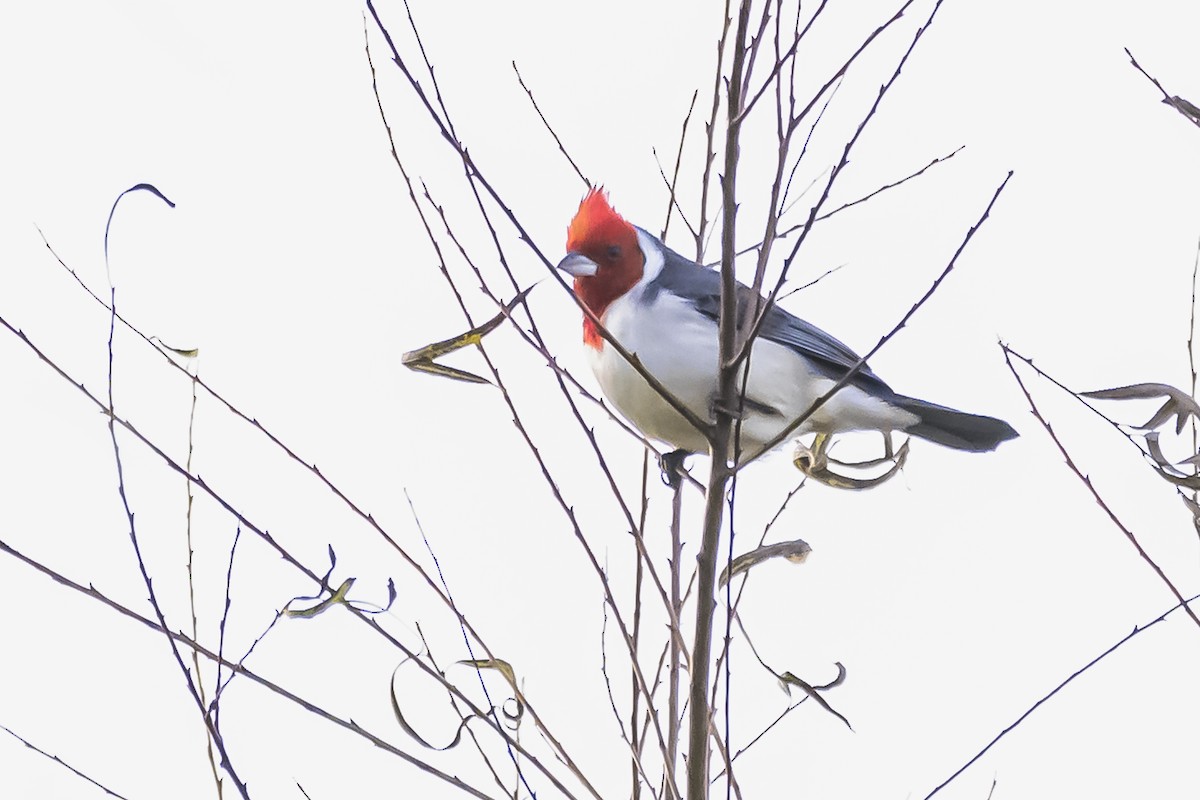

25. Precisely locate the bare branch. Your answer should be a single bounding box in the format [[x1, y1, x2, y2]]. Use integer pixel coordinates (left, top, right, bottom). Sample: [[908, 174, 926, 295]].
[[513, 61, 591, 186], [1001, 345, 1200, 632], [687, 4, 755, 797], [1126, 48, 1200, 130], [748, 171, 1013, 460], [0, 537, 504, 800], [924, 590, 1200, 798], [660, 90, 701, 240], [0, 723, 131, 800]]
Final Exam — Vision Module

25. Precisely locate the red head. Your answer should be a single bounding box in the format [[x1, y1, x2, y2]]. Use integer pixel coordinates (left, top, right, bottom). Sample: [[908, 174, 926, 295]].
[[558, 188, 643, 348]]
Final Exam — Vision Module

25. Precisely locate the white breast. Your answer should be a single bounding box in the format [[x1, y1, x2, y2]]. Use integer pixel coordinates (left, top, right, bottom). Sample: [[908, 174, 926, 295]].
[[590, 284, 719, 453]]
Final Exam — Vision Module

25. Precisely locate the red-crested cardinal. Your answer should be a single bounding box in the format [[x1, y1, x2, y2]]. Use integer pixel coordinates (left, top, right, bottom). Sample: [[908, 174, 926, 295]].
[[555, 189, 1018, 458]]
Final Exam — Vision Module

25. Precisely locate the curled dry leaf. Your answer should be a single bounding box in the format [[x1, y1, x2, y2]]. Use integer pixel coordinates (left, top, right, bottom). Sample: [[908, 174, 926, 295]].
[[1083, 383, 1200, 494], [459, 658, 517, 690], [1165, 94, 1200, 127], [151, 336, 199, 359], [390, 659, 473, 751], [402, 285, 535, 384], [459, 658, 525, 725], [1144, 432, 1200, 489], [718, 538, 813, 588], [777, 662, 851, 730], [792, 434, 830, 474], [284, 578, 356, 618], [1081, 382, 1200, 434], [1179, 492, 1200, 534], [389, 657, 529, 750], [283, 574, 395, 617], [793, 432, 910, 490]]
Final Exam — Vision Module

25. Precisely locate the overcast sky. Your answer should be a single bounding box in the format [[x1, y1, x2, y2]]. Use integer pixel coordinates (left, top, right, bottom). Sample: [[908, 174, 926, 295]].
[[3, 2, 1200, 799]]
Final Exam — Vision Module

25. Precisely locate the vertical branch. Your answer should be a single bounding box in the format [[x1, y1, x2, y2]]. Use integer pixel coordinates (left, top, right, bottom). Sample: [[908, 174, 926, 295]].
[[1189, 237, 1199, 526], [667, 461, 685, 791], [183, 360, 223, 800], [101, 184, 249, 799], [661, 90, 700, 241], [631, 453, 649, 800], [720, 476, 737, 800], [695, 0, 734, 262], [688, 3, 753, 798], [214, 526, 241, 742]]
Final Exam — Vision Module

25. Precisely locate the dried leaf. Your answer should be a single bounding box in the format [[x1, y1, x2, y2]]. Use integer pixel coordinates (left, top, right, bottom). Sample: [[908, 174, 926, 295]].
[[390, 660, 472, 750], [1180, 491, 1200, 520], [719, 539, 812, 587], [1082, 382, 1200, 434], [794, 433, 910, 490], [459, 658, 525, 724], [1165, 94, 1200, 126], [151, 336, 199, 358], [459, 658, 518, 689], [284, 578, 355, 618], [1181, 492, 1200, 535], [777, 664, 852, 730], [402, 285, 535, 384], [792, 434, 829, 474], [1143, 432, 1200, 489]]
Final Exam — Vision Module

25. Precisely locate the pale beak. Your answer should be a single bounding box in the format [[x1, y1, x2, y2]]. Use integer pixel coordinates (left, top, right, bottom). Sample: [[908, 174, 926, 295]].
[[556, 251, 598, 277]]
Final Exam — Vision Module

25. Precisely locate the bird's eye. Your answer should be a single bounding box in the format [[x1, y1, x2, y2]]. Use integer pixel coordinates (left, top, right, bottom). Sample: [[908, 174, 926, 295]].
[[606, 245, 621, 260]]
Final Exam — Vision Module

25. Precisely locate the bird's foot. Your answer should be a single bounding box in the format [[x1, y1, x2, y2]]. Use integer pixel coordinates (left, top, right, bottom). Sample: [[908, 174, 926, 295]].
[[658, 449, 691, 490]]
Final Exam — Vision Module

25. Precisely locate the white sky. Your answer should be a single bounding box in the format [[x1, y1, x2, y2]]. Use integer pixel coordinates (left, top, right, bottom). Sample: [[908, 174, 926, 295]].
[[2, 1, 1200, 798]]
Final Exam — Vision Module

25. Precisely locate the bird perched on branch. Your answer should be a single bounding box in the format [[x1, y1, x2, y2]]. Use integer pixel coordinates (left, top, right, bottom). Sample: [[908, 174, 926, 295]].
[[555, 189, 1017, 464]]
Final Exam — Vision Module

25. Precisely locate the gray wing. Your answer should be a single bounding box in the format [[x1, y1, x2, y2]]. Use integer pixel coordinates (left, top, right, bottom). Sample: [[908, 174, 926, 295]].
[[647, 239, 893, 396]]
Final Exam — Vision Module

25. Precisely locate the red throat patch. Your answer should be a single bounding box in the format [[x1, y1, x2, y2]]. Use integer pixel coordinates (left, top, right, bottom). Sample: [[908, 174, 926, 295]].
[[564, 189, 644, 350]]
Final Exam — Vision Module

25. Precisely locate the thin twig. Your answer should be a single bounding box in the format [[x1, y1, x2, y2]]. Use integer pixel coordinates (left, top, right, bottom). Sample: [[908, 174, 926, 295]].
[[404, 490, 527, 795], [413, 623, 512, 797], [1, 723, 131, 800], [1189, 236, 1199, 539], [924, 590, 1200, 798], [513, 61, 590, 186], [102, 184, 250, 799], [0, 537, 504, 800], [737, 0, 832, 123], [1002, 344, 1200, 632], [632, 453, 650, 800], [0, 309, 582, 798], [367, 31, 693, 784], [660, 90, 701, 240], [37, 215, 501, 663], [732, 0, 952, 371], [403, 167, 677, 797], [178, 354, 224, 799], [214, 527, 242, 729], [1126, 48, 1200, 130], [668, 457, 686, 791], [367, 1, 713, 438], [748, 170, 1013, 459], [694, 0, 734, 263]]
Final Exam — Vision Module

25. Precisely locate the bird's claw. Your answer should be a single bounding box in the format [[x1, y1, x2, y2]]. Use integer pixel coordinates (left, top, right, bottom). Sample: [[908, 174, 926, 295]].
[[659, 449, 690, 489]]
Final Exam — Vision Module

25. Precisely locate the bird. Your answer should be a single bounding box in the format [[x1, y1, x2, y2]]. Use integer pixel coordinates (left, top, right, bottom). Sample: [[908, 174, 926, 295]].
[[555, 188, 1017, 462]]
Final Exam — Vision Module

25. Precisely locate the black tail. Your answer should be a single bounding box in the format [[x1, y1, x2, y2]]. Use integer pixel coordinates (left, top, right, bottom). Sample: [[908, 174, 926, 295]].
[[893, 396, 1018, 452]]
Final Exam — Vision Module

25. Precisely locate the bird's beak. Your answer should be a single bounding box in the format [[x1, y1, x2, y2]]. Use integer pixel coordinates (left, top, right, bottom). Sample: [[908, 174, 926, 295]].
[[556, 251, 598, 277]]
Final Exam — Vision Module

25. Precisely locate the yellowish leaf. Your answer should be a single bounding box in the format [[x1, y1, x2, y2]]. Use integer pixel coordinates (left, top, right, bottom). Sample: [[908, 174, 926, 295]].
[[284, 578, 355, 618], [402, 286, 535, 384], [719, 539, 812, 587]]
